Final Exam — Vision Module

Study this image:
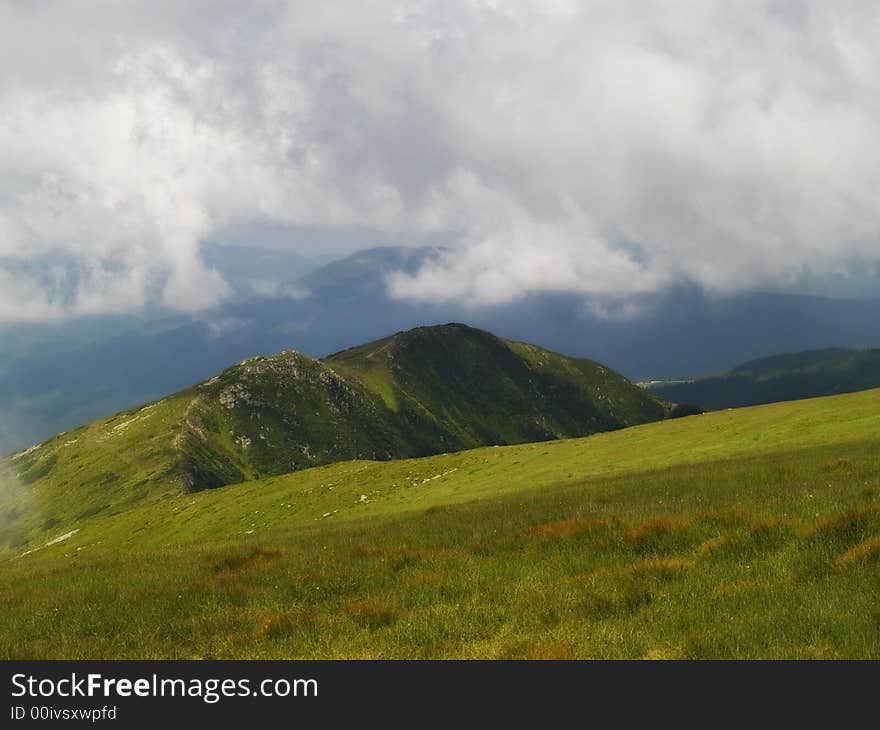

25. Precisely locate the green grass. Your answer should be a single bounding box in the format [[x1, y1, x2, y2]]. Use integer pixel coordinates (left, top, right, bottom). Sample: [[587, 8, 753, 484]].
[[1, 388, 880, 658], [0, 393, 192, 550]]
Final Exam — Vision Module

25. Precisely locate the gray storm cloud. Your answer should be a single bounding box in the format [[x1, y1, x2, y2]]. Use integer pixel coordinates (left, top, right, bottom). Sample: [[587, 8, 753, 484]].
[[1, 0, 879, 321]]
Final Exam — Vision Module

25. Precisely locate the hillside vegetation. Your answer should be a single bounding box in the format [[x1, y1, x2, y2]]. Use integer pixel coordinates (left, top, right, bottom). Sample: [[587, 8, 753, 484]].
[[651, 347, 880, 409], [1, 387, 880, 658], [0, 324, 665, 553]]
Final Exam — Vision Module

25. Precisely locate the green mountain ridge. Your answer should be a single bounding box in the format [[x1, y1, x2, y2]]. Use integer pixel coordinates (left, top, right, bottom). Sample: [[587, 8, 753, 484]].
[[649, 346, 880, 410], [0, 323, 666, 552]]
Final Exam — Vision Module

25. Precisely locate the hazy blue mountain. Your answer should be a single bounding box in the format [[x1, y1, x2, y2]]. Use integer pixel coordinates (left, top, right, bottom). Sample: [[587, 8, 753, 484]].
[[649, 347, 880, 410], [479, 288, 880, 380], [3, 245, 880, 455], [201, 244, 326, 301]]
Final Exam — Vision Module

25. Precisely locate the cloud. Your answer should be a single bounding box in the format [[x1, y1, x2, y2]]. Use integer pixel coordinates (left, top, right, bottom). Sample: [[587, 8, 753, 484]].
[[1, 1, 880, 321], [249, 279, 310, 300], [203, 316, 247, 340]]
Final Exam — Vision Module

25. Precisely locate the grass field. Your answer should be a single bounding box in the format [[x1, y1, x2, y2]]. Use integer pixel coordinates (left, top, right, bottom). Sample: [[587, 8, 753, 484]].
[[2, 389, 880, 658]]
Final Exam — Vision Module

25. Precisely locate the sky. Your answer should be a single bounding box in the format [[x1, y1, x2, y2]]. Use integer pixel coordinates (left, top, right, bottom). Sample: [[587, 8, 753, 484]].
[[1, 0, 880, 323]]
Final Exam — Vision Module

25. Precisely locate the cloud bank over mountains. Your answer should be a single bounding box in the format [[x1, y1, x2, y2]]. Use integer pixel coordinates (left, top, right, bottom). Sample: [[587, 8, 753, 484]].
[[1, 1, 880, 321]]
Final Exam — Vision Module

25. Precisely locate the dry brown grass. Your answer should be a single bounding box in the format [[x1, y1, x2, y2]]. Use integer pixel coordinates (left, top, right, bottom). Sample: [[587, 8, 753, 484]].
[[695, 506, 750, 525], [625, 557, 690, 576], [390, 547, 446, 572], [696, 534, 733, 555], [712, 578, 758, 596], [350, 543, 396, 557], [834, 536, 880, 569], [524, 641, 577, 660], [818, 457, 852, 472], [624, 516, 681, 543], [747, 515, 803, 536], [524, 515, 614, 541], [399, 571, 443, 590], [817, 504, 880, 535], [497, 638, 579, 660], [294, 569, 333, 585], [342, 598, 400, 628], [208, 546, 285, 583], [595, 557, 690, 579], [251, 610, 320, 640], [351, 544, 446, 570], [644, 644, 687, 660]]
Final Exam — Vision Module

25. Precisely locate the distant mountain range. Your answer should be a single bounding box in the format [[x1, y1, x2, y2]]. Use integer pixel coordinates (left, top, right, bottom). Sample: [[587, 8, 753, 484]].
[[2, 244, 880, 454], [649, 347, 880, 410]]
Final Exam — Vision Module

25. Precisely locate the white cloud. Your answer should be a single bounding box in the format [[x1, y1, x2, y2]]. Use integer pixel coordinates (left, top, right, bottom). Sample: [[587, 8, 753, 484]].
[[203, 316, 246, 339], [250, 279, 310, 300], [1, 0, 879, 321]]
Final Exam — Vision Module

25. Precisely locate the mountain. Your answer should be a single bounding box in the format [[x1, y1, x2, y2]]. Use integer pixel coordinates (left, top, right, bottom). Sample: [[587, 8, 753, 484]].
[[200, 244, 324, 301], [4, 244, 880, 455], [649, 347, 880, 410], [0, 324, 666, 550], [296, 245, 448, 295], [179, 323, 669, 489]]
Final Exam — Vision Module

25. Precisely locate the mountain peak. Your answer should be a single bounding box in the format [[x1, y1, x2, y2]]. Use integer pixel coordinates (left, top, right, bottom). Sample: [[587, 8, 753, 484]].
[[4, 325, 668, 521]]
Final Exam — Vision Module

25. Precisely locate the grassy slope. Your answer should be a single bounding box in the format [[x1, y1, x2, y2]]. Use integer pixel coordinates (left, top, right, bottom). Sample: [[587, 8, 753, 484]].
[[0, 394, 192, 550], [1, 388, 880, 658]]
